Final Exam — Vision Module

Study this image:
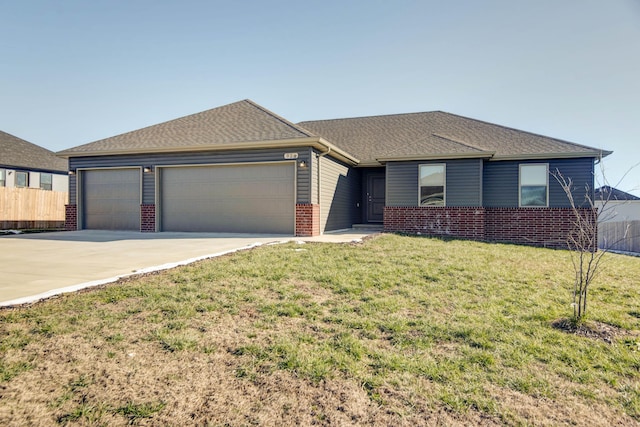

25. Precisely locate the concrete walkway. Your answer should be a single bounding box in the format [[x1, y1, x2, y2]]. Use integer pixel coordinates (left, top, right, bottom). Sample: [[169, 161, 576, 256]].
[[0, 229, 379, 307]]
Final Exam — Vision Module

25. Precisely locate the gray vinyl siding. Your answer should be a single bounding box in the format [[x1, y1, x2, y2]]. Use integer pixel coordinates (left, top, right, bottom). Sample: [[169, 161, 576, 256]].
[[311, 151, 318, 205], [318, 154, 361, 232], [483, 157, 595, 208], [68, 148, 312, 205], [386, 162, 416, 207], [298, 148, 313, 204], [142, 171, 155, 204], [386, 159, 482, 207], [482, 161, 516, 207], [69, 174, 77, 204]]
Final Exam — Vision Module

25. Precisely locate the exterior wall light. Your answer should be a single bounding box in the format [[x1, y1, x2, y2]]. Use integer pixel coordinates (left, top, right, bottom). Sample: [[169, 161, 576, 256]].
[[143, 166, 153, 173], [68, 170, 76, 176], [298, 161, 307, 168]]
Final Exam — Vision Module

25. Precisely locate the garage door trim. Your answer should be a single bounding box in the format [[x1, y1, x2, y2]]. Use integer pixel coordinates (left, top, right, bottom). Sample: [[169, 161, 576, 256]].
[[77, 166, 143, 230], [156, 161, 297, 234]]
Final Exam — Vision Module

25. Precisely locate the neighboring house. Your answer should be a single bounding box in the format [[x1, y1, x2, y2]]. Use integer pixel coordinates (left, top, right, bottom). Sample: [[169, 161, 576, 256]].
[[57, 99, 610, 247], [0, 131, 69, 229], [595, 186, 640, 253], [595, 186, 640, 222], [1, 130, 68, 192]]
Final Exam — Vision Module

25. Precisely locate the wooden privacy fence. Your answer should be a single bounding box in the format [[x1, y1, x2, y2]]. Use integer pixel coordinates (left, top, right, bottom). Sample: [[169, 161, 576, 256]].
[[0, 187, 67, 229], [599, 220, 640, 254]]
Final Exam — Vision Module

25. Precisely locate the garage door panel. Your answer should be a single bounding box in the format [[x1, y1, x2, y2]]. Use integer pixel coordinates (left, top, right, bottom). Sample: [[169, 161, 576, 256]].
[[83, 169, 140, 231], [161, 163, 294, 234]]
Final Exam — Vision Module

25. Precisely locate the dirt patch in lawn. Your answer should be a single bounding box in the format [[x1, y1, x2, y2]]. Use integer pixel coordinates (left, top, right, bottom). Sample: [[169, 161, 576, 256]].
[[551, 318, 635, 344]]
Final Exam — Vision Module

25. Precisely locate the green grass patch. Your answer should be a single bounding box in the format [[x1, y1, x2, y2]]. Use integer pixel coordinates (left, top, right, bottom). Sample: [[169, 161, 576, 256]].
[[114, 401, 166, 423]]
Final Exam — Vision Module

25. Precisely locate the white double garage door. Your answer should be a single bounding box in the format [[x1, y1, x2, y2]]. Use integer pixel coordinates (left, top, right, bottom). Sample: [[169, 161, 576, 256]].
[[81, 163, 296, 234]]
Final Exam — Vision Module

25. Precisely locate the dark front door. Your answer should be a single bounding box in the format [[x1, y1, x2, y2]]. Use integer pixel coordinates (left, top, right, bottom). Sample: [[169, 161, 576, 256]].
[[367, 173, 385, 222]]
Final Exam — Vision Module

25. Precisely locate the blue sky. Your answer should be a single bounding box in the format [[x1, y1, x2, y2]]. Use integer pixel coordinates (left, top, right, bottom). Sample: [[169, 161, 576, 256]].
[[2, 0, 639, 194]]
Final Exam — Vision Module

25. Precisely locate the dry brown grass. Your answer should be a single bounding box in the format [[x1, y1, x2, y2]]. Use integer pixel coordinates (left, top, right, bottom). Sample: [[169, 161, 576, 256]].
[[0, 299, 493, 426], [1, 234, 639, 426]]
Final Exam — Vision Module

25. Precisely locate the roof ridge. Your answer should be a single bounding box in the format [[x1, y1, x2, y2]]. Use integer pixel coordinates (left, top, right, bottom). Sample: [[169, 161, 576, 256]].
[[379, 133, 488, 159], [431, 133, 486, 152], [60, 101, 251, 151], [60, 99, 314, 154], [0, 130, 68, 172], [244, 99, 316, 137], [298, 110, 441, 125], [434, 111, 611, 156], [0, 130, 56, 154]]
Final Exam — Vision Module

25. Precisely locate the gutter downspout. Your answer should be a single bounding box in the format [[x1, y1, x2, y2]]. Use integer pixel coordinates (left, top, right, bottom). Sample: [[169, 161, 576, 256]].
[[317, 146, 331, 235]]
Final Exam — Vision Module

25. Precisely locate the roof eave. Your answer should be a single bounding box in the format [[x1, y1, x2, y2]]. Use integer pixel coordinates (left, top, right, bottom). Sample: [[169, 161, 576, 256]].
[[491, 150, 612, 161], [57, 137, 360, 166], [0, 163, 68, 174], [315, 138, 360, 164], [355, 161, 385, 167], [376, 152, 495, 163]]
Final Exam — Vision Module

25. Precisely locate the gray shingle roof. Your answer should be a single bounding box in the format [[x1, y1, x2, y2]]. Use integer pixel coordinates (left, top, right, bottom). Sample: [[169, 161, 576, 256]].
[[58, 100, 610, 164], [299, 111, 609, 163], [58, 100, 315, 156], [0, 130, 68, 173]]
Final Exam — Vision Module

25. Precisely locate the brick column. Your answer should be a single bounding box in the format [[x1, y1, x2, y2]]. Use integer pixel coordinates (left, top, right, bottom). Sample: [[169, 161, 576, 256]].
[[65, 205, 77, 231], [141, 204, 156, 232], [295, 204, 320, 236]]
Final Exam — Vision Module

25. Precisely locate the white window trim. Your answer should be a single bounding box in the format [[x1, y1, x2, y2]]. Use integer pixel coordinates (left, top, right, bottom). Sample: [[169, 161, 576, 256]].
[[40, 173, 52, 191], [519, 163, 549, 208], [15, 171, 29, 188], [418, 163, 446, 207]]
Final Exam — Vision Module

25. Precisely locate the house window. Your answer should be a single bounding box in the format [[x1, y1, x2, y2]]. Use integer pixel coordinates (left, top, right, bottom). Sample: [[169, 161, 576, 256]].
[[0, 169, 5, 187], [15, 171, 29, 188], [419, 164, 446, 206], [520, 164, 548, 207], [40, 173, 53, 191]]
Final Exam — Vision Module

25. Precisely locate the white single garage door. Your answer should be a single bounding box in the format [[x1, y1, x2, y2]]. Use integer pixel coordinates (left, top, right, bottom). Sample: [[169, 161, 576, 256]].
[[160, 163, 295, 234], [82, 169, 141, 230]]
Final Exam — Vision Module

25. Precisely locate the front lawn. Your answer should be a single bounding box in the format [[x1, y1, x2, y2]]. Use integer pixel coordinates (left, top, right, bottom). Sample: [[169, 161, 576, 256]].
[[1, 234, 639, 426]]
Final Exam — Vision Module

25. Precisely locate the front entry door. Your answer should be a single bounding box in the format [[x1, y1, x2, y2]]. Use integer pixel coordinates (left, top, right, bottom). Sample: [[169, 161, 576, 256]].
[[367, 173, 385, 222]]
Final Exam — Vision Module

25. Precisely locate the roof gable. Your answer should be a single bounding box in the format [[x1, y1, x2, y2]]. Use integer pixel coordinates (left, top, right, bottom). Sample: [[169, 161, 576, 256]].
[[58, 100, 316, 156], [0, 131, 68, 172]]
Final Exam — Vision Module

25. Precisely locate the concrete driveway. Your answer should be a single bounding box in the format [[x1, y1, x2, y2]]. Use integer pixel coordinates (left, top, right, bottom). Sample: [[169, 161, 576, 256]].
[[0, 229, 378, 307]]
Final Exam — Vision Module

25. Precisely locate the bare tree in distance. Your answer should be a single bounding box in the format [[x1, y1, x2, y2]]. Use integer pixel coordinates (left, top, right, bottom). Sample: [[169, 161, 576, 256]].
[[552, 161, 639, 322]]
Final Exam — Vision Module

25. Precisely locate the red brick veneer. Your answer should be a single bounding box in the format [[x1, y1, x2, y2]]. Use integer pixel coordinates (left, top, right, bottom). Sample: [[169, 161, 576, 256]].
[[295, 204, 320, 236], [141, 204, 156, 232], [484, 207, 595, 248], [65, 204, 77, 231], [384, 207, 486, 240], [384, 206, 596, 248]]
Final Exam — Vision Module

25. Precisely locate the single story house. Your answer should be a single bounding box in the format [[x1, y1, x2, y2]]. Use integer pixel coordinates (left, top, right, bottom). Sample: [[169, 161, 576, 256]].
[[1, 131, 68, 229], [57, 99, 610, 247]]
